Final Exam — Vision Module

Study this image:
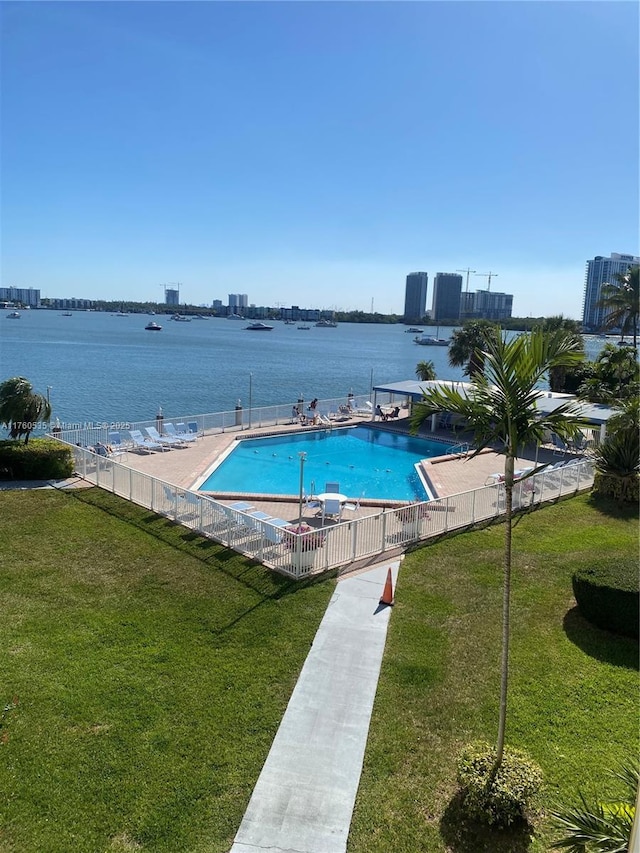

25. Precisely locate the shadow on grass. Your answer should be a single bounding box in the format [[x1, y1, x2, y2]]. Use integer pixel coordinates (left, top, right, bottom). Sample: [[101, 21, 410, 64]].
[[64, 487, 334, 607], [586, 493, 639, 520], [563, 606, 639, 670], [439, 791, 535, 853]]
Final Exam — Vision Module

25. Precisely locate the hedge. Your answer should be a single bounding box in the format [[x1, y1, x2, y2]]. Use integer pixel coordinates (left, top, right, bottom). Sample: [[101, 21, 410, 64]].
[[0, 438, 74, 481], [572, 558, 639, 638]]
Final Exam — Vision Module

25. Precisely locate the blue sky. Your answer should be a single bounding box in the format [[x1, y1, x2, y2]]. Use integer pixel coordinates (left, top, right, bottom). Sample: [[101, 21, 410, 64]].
[[2, 1, 638, 317]]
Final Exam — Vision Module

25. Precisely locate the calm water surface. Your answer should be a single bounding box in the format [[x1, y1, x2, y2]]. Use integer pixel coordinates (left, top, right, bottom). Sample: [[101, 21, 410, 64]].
[[1, 310, 608, 426]]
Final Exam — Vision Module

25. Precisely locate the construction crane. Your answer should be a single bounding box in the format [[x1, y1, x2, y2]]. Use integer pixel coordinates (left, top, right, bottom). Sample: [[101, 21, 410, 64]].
[[456, 268, 477, 293], [475, 271, 498, 291]]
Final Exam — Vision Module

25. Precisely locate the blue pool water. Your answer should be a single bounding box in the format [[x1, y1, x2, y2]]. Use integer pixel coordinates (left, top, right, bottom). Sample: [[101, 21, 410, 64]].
[[197, 426, 454, 501]]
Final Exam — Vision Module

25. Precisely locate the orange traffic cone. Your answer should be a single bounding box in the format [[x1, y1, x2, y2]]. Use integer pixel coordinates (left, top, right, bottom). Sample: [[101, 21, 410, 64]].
[[379, 567, 394, 606]]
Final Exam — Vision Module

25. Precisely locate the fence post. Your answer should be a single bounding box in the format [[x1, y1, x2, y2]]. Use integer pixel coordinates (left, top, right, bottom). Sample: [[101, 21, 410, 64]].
[[471, 488, 476, 525], [444, 497, 450, 532]]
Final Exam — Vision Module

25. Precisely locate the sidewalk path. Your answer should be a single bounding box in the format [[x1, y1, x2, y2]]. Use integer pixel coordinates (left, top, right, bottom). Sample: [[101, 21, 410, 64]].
[[229, 560, 400, 853]]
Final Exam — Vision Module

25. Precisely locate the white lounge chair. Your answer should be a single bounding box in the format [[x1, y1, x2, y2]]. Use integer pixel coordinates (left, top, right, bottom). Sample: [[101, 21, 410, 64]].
[[128, 429, 165, 453], [163, 422, 197, 443], [144, 425, 182, 448], [107, 431, 129, 456]]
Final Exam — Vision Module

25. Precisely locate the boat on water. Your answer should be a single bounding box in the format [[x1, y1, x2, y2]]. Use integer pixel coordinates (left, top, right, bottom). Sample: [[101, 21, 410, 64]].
[[245, 322, 274, 331], [297, 325, 311, 330], [414, 332, 450, 346], [145, 321, 162, 331], [227, 313, 245, 320], [6, 311, 21, 319], [171, 314, 191, 322], [61, 312, 73, 317], [405, 327, 423, 333], [315, 319, 338, 327]]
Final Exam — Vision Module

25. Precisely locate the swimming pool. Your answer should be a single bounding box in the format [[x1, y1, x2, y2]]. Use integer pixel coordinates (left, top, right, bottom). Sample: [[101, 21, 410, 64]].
[[197, 426, 454, 501]]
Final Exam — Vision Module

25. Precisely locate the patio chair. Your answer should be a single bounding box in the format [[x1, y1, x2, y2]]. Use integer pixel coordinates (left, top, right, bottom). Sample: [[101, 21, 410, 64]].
[[128, 429, 165, 453], [107, 431, 129, 456], [144, 425, 183, 448], [321, 498, 342, 524], [181, 422, 201, 438], [164, 422, 198, 443], [342, 495, 361, 514], [325, 481, 340, 493], [303, 491, 320, 512]]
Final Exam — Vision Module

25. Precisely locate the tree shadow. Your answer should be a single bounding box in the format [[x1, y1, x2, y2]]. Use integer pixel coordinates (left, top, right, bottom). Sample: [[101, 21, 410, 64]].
[[439, 791, 535, 853], [563, 606, 639, 670], [585, 492, 639, 520]]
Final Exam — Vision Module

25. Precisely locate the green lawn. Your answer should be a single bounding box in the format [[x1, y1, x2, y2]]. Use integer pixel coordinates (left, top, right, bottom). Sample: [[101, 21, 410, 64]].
[[0, 488, 335, 853], [347, 493, 639, 852]]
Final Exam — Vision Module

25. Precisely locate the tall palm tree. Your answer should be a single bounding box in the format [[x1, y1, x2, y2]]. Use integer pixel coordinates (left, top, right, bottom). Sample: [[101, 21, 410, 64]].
[[448, 320, 499, 378], [598, 265, 640, 347], [410, 329, 585, 771], [536, 317, 585, 392], [0, 377, 52, 444], [415, 360, 437, 381]]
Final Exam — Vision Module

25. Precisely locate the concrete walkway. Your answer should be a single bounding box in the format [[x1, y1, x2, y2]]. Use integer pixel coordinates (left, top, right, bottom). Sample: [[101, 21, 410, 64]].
[[229, 560, 400, 853]]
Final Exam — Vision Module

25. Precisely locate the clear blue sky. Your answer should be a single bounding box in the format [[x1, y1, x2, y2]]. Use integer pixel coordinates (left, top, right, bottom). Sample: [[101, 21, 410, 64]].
[[2, 1, 638, 317]]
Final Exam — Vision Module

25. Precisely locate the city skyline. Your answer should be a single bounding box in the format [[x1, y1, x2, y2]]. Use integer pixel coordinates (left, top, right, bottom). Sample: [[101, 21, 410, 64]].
[[2, 2, 638, 319]]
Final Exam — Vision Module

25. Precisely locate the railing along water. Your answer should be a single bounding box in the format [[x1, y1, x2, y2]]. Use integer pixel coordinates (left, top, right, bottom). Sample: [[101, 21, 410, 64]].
[[68, 442, 595, 579]]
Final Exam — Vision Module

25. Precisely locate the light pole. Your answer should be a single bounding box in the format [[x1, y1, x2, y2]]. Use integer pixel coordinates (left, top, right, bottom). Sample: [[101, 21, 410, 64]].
[[249, 372, 253, 430], [298, 451, 306, 522]]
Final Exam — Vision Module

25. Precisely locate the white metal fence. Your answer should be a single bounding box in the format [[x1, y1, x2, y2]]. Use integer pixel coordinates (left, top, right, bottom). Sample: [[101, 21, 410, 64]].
[[69, 443, 595, 579], [55, 394, 389, 449]]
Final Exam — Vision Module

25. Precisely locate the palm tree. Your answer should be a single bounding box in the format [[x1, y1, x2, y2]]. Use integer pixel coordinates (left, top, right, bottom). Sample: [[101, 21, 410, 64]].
[[0, 377, 52, 444], [536, 317, 585, 392], [410, 329, 585, 771], [598, 265, 640, 346], [448, 320, 499, 378], [551, 760, 638, 852], [415, 360, 437, 381], [578, 344, 639, 403]]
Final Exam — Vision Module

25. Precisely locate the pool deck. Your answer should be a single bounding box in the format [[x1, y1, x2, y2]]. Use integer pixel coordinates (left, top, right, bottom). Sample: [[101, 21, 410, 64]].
[[111, 416, 566, 524]]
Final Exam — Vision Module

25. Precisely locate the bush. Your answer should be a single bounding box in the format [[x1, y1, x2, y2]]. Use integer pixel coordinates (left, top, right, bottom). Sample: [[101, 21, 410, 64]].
[[0, 438, 74, 480], [592, 471, 639, 504], [572, 559, 639, 638], [456, 741, 544, 827]]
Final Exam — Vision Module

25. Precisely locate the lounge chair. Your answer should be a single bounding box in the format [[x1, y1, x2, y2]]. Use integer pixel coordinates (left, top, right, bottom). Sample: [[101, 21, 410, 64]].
[[342, 495, 361, 514], [185, 421, 201, 438], [551, 433, 568, 455], [163, 422, 198, 443], [303, 491, 320, 512], [144, 425, 183, 448], [128, 429, 165, 453]]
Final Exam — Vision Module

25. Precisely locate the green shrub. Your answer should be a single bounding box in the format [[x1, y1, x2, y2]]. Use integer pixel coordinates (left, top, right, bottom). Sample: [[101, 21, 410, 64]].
[[592, 471, 639, 504], [456, 741, 544, 827], [572, 559, 639, 638], [0, 438, 74, 480]]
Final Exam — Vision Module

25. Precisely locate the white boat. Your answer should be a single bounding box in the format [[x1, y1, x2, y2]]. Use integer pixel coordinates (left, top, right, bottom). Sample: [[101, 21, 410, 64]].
[[414, 330, 450, 346], [245, 322, 274, 331], [61, 312, 73, 317], [145, 321, 162, 331], [297, 325, 311, 330], [405, 327, 423, 333], [315, 319, 338, 327], [171, 314, 191, 322], [227, 313, 245, 320], [6, 311, 20, 319]]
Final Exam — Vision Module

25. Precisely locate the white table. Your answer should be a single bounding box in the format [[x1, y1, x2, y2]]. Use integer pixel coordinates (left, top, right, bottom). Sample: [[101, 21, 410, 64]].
[[315, 492, 348, 504]]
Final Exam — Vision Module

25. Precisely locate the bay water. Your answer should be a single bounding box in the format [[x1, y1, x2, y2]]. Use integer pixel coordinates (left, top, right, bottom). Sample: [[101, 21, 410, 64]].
[[1, 311, 606, 428]]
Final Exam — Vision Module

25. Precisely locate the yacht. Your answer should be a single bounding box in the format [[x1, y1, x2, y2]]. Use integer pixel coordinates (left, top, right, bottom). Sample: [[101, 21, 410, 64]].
[[414, 331, 450, 346], [315, 319, 338, 327], [227, 313, 245, 320], [6, 310, 21, 319], [245, 322, 274, 331], [145, 321, 163, 331], [171, 314, 191, 322], [405, 327, 423, 333]]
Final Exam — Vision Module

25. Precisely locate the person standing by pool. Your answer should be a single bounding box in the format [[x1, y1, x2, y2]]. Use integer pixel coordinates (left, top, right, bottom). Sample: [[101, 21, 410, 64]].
[[309, 398, 318, 412]]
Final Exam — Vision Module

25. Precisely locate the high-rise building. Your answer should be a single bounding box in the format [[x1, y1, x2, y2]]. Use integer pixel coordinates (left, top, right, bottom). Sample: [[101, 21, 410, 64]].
[[0, 286, 41, 307], [228, 294, 249, 310], [431, 273, 462, 322], [165, 288, 179, 306], [582, 253, 639, 332], [403, 272, 428, 323]]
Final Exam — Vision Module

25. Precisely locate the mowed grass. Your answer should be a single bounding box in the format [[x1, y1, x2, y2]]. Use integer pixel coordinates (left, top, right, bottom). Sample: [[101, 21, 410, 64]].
[[348, 493, 638, 853], [0, 487, 334, 853]]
